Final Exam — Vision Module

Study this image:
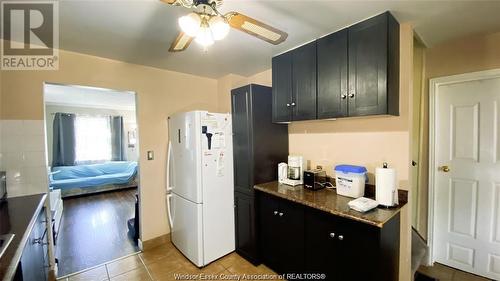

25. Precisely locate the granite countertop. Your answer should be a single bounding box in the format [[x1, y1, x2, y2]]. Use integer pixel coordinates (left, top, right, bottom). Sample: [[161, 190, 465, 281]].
[[254, 181, 406, 228], [0, 193, 47, 281]]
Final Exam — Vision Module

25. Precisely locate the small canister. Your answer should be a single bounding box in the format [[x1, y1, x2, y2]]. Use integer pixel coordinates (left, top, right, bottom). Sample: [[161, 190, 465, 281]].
[[334, 165, 368, 198]]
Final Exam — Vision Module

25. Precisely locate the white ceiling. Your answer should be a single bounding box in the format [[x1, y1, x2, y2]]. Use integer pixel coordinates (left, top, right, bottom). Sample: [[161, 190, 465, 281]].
[[57, 0, 500, 78], [44, 83, 136, 110]]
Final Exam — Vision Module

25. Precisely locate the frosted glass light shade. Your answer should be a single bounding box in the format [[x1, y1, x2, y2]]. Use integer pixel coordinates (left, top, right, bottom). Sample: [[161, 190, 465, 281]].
[[195, 25, 214, 46], [208, 16, 229, 40], [178, 12, 201, 37]]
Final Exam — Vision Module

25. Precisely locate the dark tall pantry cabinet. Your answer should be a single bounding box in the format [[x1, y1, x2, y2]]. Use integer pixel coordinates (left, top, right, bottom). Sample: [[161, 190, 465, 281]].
[[231, 84, 288, 264]]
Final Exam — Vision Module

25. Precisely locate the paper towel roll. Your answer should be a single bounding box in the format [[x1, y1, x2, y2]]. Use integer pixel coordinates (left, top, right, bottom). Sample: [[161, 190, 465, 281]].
[[375, 167, 398, 206]]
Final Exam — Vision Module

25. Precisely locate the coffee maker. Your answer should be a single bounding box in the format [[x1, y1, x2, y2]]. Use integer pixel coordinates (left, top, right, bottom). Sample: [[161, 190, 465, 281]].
[[278, 156, 304, 186]]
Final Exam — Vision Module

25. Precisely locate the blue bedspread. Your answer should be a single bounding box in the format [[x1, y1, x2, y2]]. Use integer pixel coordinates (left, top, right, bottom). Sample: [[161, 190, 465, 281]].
[[50, 161, 138, 190]]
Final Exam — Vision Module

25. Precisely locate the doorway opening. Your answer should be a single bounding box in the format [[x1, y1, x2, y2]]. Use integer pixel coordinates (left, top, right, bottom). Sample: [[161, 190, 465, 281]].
[[42, 83, 141, 277]]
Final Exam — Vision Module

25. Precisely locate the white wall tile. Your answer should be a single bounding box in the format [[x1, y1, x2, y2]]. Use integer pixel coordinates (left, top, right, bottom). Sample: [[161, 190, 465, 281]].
[[1, 120, 49, 197], [1, 135, 24, 153], [0, 120, 23, 136], [23, 134, 45, 151], [2, 151, 24, 168], [22, 120, 45, 136], [23, 151, 46, 167]]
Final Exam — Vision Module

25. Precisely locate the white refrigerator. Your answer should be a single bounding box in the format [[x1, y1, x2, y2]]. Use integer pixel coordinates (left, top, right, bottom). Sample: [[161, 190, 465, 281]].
[[166, 111, 235, 267]]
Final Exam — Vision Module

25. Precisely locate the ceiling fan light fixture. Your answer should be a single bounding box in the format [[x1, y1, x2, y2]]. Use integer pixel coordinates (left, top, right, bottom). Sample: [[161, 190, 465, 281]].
[[209, 15, 229, 40], [194, 23, 214, 47], [178, 12, 201, 37]]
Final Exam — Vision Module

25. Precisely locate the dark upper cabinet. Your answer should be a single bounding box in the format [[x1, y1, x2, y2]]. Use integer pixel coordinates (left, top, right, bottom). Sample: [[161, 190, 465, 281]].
[[272, 42, 317, 122], [292, 42, 317, 121], [272, 53, 292, 123], [231, 89, 252, 195], [272, 11, 399, 121], [317, 29, 348, 119], [348, 12, 399, 116], [231, 84, 288, 264]]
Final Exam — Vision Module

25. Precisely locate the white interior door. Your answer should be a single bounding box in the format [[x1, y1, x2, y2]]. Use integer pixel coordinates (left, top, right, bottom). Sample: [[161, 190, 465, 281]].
[[432, 72, 500, 279]]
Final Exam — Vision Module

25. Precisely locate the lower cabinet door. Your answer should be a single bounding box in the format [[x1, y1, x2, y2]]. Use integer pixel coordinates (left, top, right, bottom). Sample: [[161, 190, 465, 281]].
[[276, 200, 304, 274], [234, 192, 259, 264], [19, 208, 47, 281], [259, 193, 281, 270], [305, 208, 339, 280]]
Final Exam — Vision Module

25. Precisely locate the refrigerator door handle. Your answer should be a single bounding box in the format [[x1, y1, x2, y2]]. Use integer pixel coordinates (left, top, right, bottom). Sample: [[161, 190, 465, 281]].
[[166, 140, 173, 193], [166, 193, 173, 229]]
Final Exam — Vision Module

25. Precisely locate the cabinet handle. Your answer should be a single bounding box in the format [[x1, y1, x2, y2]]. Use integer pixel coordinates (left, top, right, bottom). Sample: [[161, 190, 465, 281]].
[[349, 93, 355, 98], [329, 232, 335, 238], [338, 235, 344, 241], [291, 102, 296, 106], [278, 212, 284, 217], [273, 211, 278, 215], [341, 94, 347, 100], [286, 103, 290, 107]]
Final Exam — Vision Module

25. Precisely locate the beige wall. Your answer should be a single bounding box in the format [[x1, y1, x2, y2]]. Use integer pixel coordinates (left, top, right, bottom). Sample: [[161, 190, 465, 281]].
[[217, 24, 414, 281], [416, 30, 500, 240], [1, 48, 218, 241]]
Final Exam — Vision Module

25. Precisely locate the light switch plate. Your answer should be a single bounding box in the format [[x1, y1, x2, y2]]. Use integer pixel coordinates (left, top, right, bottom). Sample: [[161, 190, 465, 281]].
[[147, 151, 154, 160]]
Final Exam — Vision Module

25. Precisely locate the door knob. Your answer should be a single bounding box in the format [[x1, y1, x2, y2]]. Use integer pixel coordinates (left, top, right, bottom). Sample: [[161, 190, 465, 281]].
[[286, 103, 290, 107], [349, 93, 355, 98], [439, 165, 450, 172], [329, 232, 335, 238], [341, 94, 347, 99], [291, 102, 296, 106], [278, 212, 284, 217], [338, 235, 344, 241], [273, 211, 278, 215]]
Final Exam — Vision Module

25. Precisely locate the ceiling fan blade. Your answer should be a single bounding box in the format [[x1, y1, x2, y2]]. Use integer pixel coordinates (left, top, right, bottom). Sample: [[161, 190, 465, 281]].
[[160, 0, 177, 4], [169, 32, 193, 52], [225, 12, 288, 45]]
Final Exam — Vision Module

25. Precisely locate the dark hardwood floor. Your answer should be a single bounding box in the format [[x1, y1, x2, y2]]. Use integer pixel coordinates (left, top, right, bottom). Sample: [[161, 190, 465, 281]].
[[56, 188, 140, 276]]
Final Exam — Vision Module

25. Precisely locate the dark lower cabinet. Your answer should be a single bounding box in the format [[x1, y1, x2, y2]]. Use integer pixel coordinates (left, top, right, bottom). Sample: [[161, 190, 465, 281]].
[[234, 192, 258, 264], [15, 207, 48, 281], [257, 191, 400, 281], [258, 192, 304, 274]]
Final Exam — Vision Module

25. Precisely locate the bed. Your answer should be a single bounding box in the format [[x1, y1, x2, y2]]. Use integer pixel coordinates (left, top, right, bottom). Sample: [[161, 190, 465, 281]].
[[50, 161, 138, 197]]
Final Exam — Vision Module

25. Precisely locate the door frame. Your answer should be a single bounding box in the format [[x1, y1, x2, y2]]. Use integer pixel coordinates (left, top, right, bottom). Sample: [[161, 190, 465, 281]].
[[427, 68, 500, 265]]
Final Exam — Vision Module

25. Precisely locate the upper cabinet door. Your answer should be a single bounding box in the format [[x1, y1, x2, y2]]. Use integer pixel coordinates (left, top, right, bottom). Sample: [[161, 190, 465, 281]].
[[348, 13, 389, 116], [272, 53, 292, 123], [292, 42, 317, 121], [317, 30, 348, 119], [231, 87, 253, 194]]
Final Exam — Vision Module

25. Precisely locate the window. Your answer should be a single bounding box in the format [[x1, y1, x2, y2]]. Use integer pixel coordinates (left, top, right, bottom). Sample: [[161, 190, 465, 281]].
[[75, 116, 112, 163]]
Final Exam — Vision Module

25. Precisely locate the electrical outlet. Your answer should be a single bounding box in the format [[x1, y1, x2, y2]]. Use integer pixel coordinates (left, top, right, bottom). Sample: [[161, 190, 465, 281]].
[[147, 151, 154, 160]]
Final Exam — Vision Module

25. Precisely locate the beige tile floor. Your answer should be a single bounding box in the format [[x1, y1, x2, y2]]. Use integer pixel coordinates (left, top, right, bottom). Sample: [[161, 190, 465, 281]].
[[418, 263, 495, 281], [59, 242, 277, 281]]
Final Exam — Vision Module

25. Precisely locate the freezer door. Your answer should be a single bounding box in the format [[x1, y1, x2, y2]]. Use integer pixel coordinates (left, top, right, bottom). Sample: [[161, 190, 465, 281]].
[[168, 111, 203, 203], [200, 113, 236, 264], [170, 193, 204, 267]]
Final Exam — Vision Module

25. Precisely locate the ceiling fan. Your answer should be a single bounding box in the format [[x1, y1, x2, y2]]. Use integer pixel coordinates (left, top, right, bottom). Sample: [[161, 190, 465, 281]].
[[161, 0, 288, 52]]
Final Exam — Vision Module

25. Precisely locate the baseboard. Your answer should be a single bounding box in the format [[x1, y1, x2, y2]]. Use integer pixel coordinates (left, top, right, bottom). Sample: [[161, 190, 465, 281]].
[[141, 233, 171, 251]]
